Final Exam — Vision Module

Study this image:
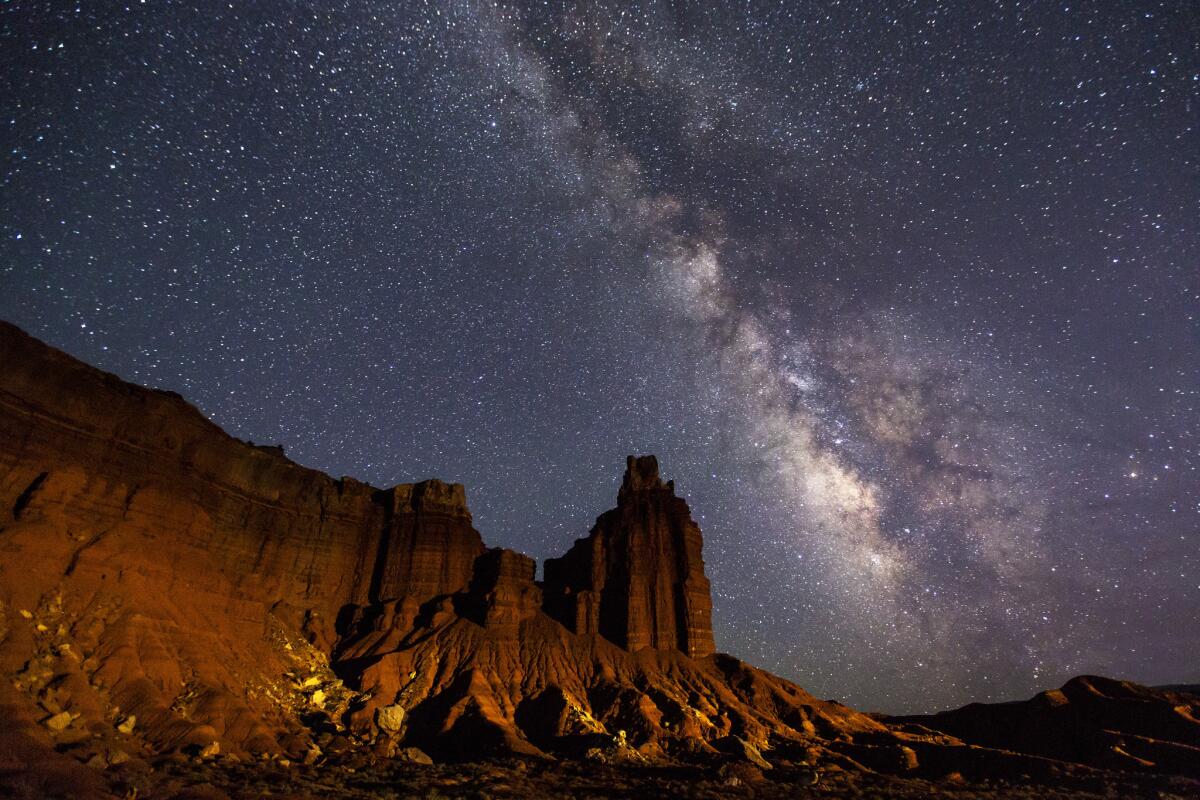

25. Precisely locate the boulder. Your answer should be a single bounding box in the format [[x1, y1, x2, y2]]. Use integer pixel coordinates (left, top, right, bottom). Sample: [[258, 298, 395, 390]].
[[43, 711, 73, 733], [375, 704, 405, 733]]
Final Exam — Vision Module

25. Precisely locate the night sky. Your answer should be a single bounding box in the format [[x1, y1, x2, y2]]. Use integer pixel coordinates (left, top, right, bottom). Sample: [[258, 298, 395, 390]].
[[2, 2, 1197, 714]]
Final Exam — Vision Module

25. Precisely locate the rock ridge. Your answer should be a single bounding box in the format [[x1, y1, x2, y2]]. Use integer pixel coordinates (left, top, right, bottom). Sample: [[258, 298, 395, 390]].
[[2, 319, 1198, 795]]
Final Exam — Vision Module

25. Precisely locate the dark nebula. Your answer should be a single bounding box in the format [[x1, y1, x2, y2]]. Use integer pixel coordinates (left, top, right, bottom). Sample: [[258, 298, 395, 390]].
[[2, 2, 1196, 713]]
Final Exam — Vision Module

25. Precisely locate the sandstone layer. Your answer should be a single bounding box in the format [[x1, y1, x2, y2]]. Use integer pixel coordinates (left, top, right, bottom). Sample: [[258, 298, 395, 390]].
[[1, 319, 1197, 799], [0, 321, 887, 772], [543, 455, 715, 659]]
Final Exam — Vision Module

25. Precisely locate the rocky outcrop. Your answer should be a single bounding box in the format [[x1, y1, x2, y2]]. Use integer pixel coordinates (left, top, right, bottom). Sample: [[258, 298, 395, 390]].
[[0, 321, 391, 760], [2, 319, 1198, 797], [0, 320, 881, 769], [371, 481, 485, 604], [328, 463, 874, 762], [543, 455, 715, 658], [466, 548, 543, 632]]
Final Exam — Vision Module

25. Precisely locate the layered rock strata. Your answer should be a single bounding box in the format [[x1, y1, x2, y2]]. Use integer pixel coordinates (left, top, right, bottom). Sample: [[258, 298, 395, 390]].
[[543, 456, 715, 658], [0, 320, 874, 767], [2, 319, 1198, 795], [371, 480, 485, 605]]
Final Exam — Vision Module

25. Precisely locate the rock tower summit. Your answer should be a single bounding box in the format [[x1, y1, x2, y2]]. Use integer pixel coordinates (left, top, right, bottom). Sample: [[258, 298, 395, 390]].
[[544, 455, 717, 658]]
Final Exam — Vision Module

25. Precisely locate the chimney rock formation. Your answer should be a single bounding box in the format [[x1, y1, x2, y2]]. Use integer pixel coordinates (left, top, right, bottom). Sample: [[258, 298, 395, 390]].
[[544, 455, 715, 658], [2, 320, 891, 766]]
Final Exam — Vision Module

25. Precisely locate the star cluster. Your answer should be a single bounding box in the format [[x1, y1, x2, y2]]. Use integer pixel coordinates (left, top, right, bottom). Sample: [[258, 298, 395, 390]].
[[2, 1, 1196, 713]]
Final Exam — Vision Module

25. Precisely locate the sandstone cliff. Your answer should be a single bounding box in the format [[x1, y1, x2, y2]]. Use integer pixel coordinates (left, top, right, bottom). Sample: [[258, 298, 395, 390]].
[[543, 455, 715, 658], [2, 320, 1197, 798], [0, 321, 886, 771]]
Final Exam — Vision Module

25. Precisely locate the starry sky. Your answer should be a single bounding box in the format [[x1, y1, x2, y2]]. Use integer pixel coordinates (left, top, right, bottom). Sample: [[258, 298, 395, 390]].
[[2, 1, 1197, 714]]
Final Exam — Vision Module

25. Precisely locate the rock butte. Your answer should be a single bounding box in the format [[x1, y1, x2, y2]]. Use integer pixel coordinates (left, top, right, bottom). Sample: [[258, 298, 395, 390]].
[[1, 319, 1198, 794]]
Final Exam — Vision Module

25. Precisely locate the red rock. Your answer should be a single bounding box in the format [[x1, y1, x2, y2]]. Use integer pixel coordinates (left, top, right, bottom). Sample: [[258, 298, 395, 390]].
[[467, 548, 543, 632], [372, 481, 485, 604], [543, 455, 715, 658], [5, 320, 1195, 787], [0, 323, 890, 764]]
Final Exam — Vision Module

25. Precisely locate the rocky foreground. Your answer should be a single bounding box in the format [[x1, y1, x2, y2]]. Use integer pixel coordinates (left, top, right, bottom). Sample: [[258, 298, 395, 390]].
[[0, 320, 1197, 799]]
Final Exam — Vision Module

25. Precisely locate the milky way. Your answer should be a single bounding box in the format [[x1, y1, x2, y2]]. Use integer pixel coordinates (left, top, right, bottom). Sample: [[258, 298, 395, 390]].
[[2, 2, 1197, 712]]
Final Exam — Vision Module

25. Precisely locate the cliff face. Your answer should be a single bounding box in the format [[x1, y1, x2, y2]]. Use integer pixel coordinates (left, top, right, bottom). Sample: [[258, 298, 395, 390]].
[[371, 481, 485, 605], [0, 321, 490, 758], [543, 456, 715, 658], [0, 320, 887, 769], [4, 320, 1196, 794]]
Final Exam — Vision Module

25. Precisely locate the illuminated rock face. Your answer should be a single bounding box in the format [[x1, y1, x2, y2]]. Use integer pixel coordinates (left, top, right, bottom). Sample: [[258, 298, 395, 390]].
[[371, 480, 485, 605], [0, 320, 492, 756], [543, 456, 716, 659], [0, 320, 890, 765]]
